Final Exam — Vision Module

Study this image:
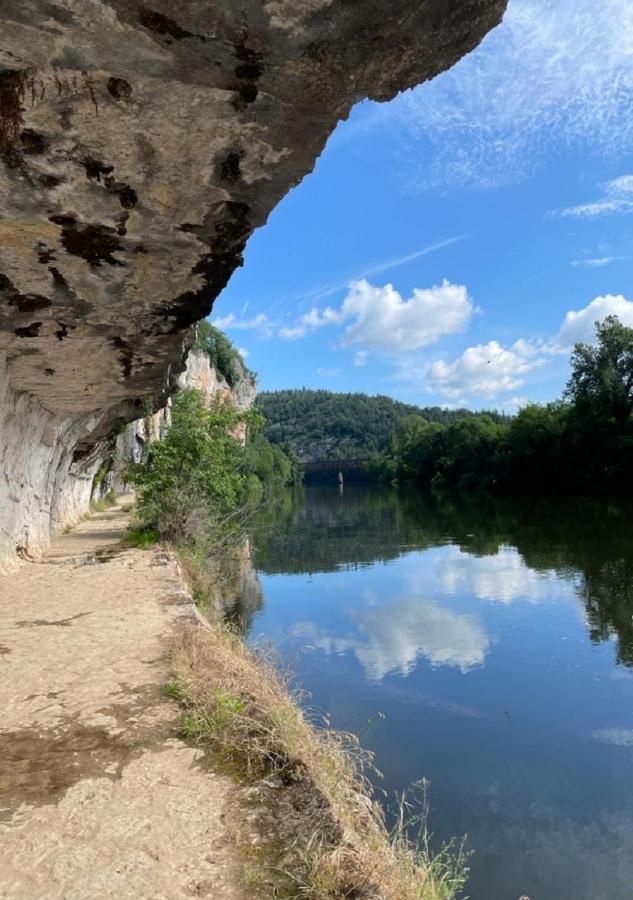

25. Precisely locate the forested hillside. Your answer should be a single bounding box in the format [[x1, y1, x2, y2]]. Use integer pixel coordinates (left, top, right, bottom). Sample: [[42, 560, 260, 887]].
[[375, 317, 633, 496], [256, 389, 506, 463]]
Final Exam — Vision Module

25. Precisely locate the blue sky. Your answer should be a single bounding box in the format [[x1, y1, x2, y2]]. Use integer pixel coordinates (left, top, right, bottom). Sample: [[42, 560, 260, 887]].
[[211, 0, 633, 412]]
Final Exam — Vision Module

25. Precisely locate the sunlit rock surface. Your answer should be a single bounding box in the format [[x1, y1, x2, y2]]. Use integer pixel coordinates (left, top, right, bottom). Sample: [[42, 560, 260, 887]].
[[0, 0, 506, 565]]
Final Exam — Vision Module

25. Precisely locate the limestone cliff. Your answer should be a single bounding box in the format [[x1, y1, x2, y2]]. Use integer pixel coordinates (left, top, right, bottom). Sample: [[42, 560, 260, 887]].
[[112, 346, 256, 488], [0, 0, 506, 565]]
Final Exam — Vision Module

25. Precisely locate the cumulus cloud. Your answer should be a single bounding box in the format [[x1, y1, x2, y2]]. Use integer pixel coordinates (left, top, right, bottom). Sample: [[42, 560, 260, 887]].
[[558, 175, 633, 218], [428, 339, 547, 402], [339, 279, 474, 352], [386, 0, 633, 188], [279, 278, 474, 354], [410, 293, 633, 404], [237, 347, 249, 359], [554, 294, 633, 350], [354, 351, 368, 367]]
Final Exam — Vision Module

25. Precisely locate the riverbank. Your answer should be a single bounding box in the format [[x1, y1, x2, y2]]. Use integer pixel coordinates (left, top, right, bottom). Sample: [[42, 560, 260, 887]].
[[0, 495, 459, 899], [0, 497, 243, 899]]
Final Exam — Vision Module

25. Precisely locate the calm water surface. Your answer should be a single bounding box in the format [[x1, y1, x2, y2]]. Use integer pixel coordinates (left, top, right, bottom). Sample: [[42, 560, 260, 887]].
[[236, 486, 633, 900]]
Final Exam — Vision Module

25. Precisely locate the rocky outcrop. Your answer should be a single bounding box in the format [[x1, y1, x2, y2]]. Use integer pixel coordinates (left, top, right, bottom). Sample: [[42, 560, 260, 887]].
[[0, 0, 506, 566], [113, 347, 256, 480]]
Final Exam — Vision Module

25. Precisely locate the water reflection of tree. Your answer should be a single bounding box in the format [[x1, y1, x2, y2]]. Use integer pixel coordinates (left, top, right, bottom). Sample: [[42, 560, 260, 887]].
[[250, 486, 633, 667]]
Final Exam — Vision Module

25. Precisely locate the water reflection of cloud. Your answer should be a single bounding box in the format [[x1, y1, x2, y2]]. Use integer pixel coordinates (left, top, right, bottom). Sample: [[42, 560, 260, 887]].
[[293, 594, 490, 681], [591, 728, 633, 747], [436, 545, 576, 604], [473, 779, 633, 899]]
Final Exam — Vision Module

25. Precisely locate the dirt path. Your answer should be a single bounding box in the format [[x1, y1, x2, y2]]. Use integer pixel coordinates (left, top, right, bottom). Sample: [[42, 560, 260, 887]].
[[0, 498, 243, 899]]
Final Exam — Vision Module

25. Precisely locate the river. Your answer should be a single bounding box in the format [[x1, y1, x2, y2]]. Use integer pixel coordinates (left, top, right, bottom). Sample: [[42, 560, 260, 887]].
[[231, 485, 633, 900]]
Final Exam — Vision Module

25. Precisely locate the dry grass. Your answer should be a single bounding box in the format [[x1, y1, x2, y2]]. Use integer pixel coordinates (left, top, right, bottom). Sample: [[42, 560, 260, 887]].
[[169, 624, 469, 900]]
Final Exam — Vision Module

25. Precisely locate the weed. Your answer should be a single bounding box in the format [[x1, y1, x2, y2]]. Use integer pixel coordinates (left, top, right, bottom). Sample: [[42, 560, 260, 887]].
[[167, 625, 469, 899], [89, 491, 117, 513], [124, 527, 159, 549]]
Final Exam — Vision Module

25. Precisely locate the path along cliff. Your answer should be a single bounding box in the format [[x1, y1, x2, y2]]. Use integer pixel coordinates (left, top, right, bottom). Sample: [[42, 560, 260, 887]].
[[0, 496, 244, 900]]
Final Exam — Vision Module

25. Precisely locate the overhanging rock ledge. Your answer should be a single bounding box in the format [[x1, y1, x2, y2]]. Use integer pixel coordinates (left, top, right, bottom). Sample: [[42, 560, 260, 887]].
[[0, 0, 506, 566]]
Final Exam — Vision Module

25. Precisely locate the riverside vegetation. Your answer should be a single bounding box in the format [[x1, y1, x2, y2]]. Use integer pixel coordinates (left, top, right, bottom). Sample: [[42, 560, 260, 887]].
[[260, 316, 633, 497], [126, 339, 465, 897]]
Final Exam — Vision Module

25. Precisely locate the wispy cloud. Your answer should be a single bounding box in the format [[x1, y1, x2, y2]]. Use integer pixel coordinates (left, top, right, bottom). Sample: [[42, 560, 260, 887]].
[[270, 235, 466, 310], [357, 0, 633, 189], [316, 367, 340, 377], [211, 312, 275, 338], [570, 257, 617, 268], [557, 174, 633, 218]]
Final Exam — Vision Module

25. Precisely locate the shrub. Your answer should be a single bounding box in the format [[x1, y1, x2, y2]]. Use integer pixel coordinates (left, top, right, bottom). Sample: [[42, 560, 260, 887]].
[[127, 388, 248, 541]]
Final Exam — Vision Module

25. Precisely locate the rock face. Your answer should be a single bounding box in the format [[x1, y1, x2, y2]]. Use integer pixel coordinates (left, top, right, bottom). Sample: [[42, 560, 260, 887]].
[[114, 347, 256, 477], [0, 0, 506, 566]]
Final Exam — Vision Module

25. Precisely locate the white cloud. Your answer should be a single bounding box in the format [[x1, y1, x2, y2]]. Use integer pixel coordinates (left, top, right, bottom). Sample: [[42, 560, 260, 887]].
[[408, 293, 633, 404], [279, 306, 343, 340], [316, 367, 340, 377], [280, 278, 474, 354], [571, 257, 616, 268], [269, 235, 465, 311], [607, 175, 633, 196], [558, 175, 633, 218], [503, 395, 531, 413], [384, 0, 633, 188], [554, 294, 633, 350], [212, 312, 274, 337], [560, 199, 633, 219], [340, 279, 474, 353], [354, 351, 368, 367], [237, 347, 249, 359], [428, 339, 547, 402]]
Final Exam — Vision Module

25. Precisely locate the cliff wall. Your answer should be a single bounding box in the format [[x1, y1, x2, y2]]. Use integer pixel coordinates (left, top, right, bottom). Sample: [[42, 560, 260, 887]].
[[0, 0, 506, 566]]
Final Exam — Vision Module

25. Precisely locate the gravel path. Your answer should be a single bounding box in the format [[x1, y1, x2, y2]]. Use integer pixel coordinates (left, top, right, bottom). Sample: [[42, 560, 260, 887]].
[[0, 497, 243, 899]]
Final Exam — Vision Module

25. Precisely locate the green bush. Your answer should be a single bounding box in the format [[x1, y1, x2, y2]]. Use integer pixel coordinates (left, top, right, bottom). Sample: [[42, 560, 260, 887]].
[[192, 320, 255, 388], [127, 388, 247, 541]]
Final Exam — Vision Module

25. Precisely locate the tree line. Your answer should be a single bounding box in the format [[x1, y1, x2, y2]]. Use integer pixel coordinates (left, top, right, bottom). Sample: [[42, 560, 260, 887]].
[[374, 316, 633, 496], [256, 388, 507, 464]]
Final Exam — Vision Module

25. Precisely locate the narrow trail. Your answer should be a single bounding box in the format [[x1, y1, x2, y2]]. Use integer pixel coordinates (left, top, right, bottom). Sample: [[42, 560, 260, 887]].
[[0, 498, 243, 899]]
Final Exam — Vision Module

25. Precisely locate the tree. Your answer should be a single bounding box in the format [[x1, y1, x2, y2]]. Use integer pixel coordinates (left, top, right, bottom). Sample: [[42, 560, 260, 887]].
[[502, 402, 570, 491], [389, 415, 443, 482], [193, 320, 254, 388], [128, 388, 247, 540], [565, 315, 633, 425], [436, 416, 507, 490]]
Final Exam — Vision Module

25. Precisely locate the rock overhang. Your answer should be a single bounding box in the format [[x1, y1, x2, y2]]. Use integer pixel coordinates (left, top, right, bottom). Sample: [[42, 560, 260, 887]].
[[0, 0, 507, 562], [0, 0, 506, 431]]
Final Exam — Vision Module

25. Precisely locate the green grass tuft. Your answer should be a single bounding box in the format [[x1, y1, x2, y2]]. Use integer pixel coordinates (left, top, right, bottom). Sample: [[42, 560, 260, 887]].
[[124, 527, 159, 549]]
